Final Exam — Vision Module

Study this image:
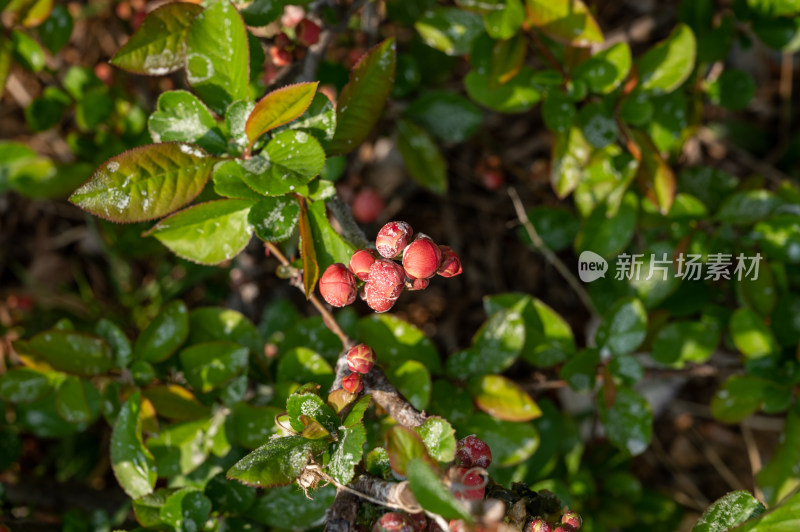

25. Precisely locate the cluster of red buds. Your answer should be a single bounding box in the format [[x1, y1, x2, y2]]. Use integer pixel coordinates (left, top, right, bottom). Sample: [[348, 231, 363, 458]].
[[340, 343, 376, 395], [527, 511, 583, 532], [319, 221, 463, 312], [266, 5, 321, 72]]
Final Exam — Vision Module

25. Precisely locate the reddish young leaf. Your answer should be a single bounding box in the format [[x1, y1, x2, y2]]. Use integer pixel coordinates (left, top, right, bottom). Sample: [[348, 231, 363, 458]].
[[245, 82, 319, 146]]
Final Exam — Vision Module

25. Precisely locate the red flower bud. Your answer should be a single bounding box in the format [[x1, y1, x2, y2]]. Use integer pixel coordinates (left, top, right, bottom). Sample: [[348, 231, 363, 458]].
[[408, 512, 427, 531], [351, 187, 385, 224], [368, 259, 405, 300], [437, 245, 463, 278], [528, 519, 551, 532], [448, 466, 485, 501], [561, 512, 582, 530], [274, 32, 291, 49], [319, 263, 357, 307], [408, 278, 429, 291], [372, 512, 416, 532], [455, 434, 492, 469], [280, 4, 305, 28], [297, 18, 321, 47], [376, 221, 413, 259], [269, 46, 292, 67], [347, 343, 376, 374], [553, 528, 574, 532], [364, 282, 397, 313], [342, 372, 363, 394], [481, 169, 505, 190], [402, 235, 442, 280], [349, 249, 376, 281]]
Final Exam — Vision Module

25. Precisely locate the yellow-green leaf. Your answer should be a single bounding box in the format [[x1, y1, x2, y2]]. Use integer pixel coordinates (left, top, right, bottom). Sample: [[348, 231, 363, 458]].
[[245, 82, 319, 145]]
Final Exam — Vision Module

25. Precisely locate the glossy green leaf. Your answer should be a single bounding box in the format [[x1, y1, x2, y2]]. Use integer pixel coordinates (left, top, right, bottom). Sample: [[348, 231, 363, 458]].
[[711, 375, 769, 423], [560, 348, 600, 392], [245, 82, 318, 145], [249, 196, 300, 242], [212, 159, 263, 200], [299, 200, 319, 299], [16, 397, 84, 438], [599, 386, 652, 455], [551, 126, 590, 198], [730, 308, 779, 359], [717, 190, 783, 226], [286, 389, 339, 435], [386, 360, 431, 411], [574, 42, 632, 94], [28, 330, 114, 376], [754, 215, 800, 262], [238, 130, 325, 196], [596, 298, 647, 357], [405, 91, 483, 143], [415, 7, 484, 55], [520, 206, 579, 252], [111, 392, 157, 499], [142, 385, 211, 421], [637, 23, 697, 94], [752, 16, 800, 52], [732, 491, 800, 531], [133, 300, 189, 363], [159, 488, 211, 531], [227, 436, 327, 487], [95, 319, 133, 369], [306, 199, 357, 273], [397, 118, 447, 194], [248, 485, 336, 528], [188, 307, 261, 354], [184, 0, 249, 114], [756, 405, 800, 505], [692, 491, 765, 532], [542, 92, 577, 133], [466, 63, 541, 113], [148, 90, 226, 153], [278, 92, 337, 144], [132, 489, 173, 528], [25, 87, 70, 132], [111, 2, 202, 75], [204, 472, 256, 514], [240, 0, 282, 26], [327, 38, 396, 156], [385, 425, 432, 477], [468, 374, 542, 422], [407, 458, 472, 521], [358, 315, 442, 373], [579, 101, 618, 149], [0, 368, 57, 403], [179, 341, 248, 393], [461, 413, 539, 466], [147, 414, 229, 477], [652, 320, 720, 367], [327, 423, 367, 485], [37, 4, 72, 53], [276, 347, 334, 390], [151, 199, 255, 265], [413, 416, 456, 463], [525, 0, 604, 45], [70, 143, 217, 223], [54, 376, 99, 424], [576, 191, 638, 257], [632, 129, 676, 214], [11, 30, 45, 72], [0, 40, 10, 97], [484, 0, 524, 39], [5, 0, 53, 27], [231, 403, 281, 449], [490, 33, 526, 87], [708, 69, 755, 110]]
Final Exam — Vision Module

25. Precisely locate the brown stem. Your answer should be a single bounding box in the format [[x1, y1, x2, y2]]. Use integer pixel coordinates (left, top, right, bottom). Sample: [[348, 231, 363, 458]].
[[363, 368, 427, 428], [530, 29, 566, 78]]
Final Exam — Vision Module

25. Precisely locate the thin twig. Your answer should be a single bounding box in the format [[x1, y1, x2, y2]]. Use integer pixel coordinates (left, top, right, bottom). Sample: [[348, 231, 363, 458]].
[[691, 428, 745, 492], [508, 187, 597, 316], [741, 422, 764, 501]]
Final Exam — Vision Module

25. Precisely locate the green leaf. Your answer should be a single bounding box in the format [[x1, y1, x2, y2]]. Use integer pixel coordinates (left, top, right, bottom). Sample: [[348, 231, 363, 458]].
[[227, 436, 327, 487], [632, 129, 676, 214], [306, 199, 356, 274], [595, 298, 647, 357], [754, 215, 800, 262], [385, 425, 432, 477], [147, 414, 230, 477], [245, 82, 318, 145], [717, 190, 783, 226], [189, 307, 262, 355], [111, 2, 202, 75], [54, 376, 99, 424], [184, 0, 249, 114], [134, 300, 189, 363], [574, 42, 632, 94], [142, 385, 211, 421], [637, 23, 697, 94], [579, 101, 619, 149], [483, 0, 525, 40], [248, 196, 300, 242], [132, 489, 173, 528], [407, 458, 472, 521], [405, 91, 483, 143], [278, 92, 337, 144], [732, 491, 800, 531], [415, 7, 484, 55], [358, 314, 442, 373], [575, 191, 638, 257], [248, 485, 336, 528], [240, 0, 283, 26], [159, 488, 211, 531], [542, 91, 577, 134], [111, 392, 157, 499], [276, 347, 334, 391], [70, 143, 217, 223], [238, 130, 326, 196], [95, 319, 133, 369], [179, 341, 248, 393], [730, 308, 779, 359], [212, 159, 263, 200], [395, 118, 447, 194], [11, 30, 45, 72], [708, 69, 755, 110], [299, 200, 319, 299], [286, 390, 339, 435], [489, 33, 526, 87], [525, 0, 604, 45], [465, 65, 541, 113], [204, 472, 256, 514], [148, 90, 227, 154], [551, 126, 590, 198], [0, 39, 11, 97], [29, 330, 115, 376], [37, 4, 72, 53], [599, 386, 653, 455], [0, 368, 57, 403], [343, 395, 371, 426], [413, 416, 456, 463], [468, 374, 542, 422], [327, 38, 396, 156], [386, 360, 431, 411], [652, 320, 720, 367], [25, 87, 70, 132], [752, 16, 800, 52], [711, 375, 769, 423], [327, 423, 367, 485], [460, 412, 539, 466], [231, 403, 281, 449], [756, 404, 800, 505], [520, 206, 579, 252], [5, 0, 53, 27], [16, 397, 84, 438], [692, 491, 766, 532], [559, 348, 600, 392], [151, 199, 256, 265]]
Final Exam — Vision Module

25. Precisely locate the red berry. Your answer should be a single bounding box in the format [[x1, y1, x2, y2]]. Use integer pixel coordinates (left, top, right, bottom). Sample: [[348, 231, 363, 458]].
[[449, 466, 485, 501], [528, 519, 552, 532], [280, 4, 305, 28], [455, 434, 492, 469], [349, 249, 377, 281], [368, 259, 405, 300], [364, 282, 396, 313], [372, 512, 416, 532], [342, 372, 364, 394], [375, 221, 413, 259], [319, 263, 357, 307], [269, 46, 292, 67], [274, 32, 291, 49], [436, 246, 463, 278], [553, 528, 574, 532], [561, 512, 582, 530], [481, 169, 505, 190], [402, 235, 442, 280], [347, 343, 376, 374], [351, 188, 385, 224], [297, 18, 321, 47], [408, 278, 429, 291], [408, 512, 427, 531]]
